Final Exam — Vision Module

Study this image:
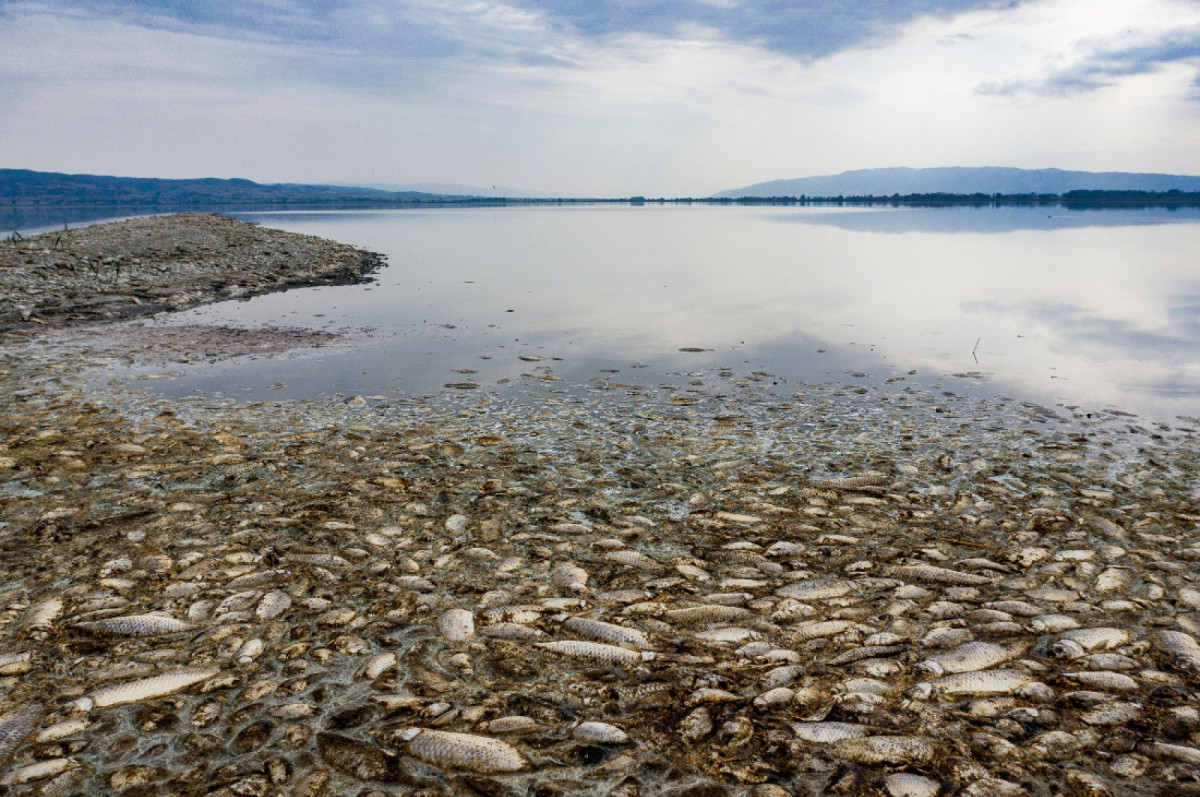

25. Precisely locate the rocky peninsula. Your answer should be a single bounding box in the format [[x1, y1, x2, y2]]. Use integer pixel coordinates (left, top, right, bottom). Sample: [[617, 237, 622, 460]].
[[0, 213, 383, 329]]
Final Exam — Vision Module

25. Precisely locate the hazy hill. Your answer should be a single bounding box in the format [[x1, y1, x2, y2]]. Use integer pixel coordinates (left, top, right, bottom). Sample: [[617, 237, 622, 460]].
[[713, 167, 1200, 198], [352, 182, 551, 199], [0, 169, 447, 205]]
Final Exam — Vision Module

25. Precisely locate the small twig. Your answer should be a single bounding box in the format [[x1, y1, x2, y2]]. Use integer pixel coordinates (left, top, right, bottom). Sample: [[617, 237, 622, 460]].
[[972, 337, 980, 364]]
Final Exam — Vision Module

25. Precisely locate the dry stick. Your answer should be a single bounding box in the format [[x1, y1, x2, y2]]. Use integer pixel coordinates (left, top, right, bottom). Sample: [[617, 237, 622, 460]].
[[972, 337, 981, 364]]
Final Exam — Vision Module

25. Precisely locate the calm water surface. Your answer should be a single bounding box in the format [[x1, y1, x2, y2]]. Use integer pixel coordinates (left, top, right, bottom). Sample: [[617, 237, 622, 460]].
[[108, 204, 1199, 420]]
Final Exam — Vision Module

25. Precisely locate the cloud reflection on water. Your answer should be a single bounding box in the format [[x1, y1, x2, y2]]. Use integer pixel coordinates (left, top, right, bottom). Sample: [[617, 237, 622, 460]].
[[129, 204, 1200, 421]]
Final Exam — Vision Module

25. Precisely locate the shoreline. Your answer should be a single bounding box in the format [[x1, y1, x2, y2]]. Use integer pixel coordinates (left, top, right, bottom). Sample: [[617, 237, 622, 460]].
[[0, 220, 1198, 795], [0, 212, 384, 331]]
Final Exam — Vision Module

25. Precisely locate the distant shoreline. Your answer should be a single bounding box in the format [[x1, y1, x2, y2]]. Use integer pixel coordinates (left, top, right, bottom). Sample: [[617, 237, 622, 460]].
[[7, 189, 1200, 210]]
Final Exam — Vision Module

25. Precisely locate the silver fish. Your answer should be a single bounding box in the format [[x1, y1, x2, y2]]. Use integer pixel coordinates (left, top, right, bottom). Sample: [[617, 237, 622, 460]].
[[0, 757, 79, 787], [0, 651, 32, 675], [88, 667, 221, 708], [888, 564, 994, 586], [399, 728, 528, 773], [911, 670, 1035, 700], [535, 640, 654, 666], [571, 721, 630, 743], [1150, 630, 1200, 676], [562, 616, 652, 649], [255, 590, 292, 620], [827, 735, 934, 764], [436, 608, 476, 642], [20, 597, 62, 635], [663, 605, 752, 626], [775, 578, 857, 601], [913, 641, 1021, 677], [792, 722, 869, 743], [0, 702, 43, 762], [74, 613, 191, 636]]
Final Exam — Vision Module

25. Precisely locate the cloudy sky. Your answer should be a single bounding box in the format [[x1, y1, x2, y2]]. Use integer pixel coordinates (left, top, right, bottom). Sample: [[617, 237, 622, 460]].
[[3, 0, 1200, 196]]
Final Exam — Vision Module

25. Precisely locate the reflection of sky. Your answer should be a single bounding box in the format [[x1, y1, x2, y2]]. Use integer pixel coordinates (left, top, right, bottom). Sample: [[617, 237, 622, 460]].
[[773, 204, 1200, 234], [127, 204, 1200, 420]]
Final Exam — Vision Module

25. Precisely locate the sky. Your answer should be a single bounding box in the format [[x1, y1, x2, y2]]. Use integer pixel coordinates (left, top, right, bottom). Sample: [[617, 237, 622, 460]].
[[2, 0, 1200, 196]]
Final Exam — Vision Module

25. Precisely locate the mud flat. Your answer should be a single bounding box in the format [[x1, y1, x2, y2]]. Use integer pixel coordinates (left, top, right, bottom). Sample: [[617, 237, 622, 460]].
[[0, 212, 384, 329], [1, 218, 1199, 796]]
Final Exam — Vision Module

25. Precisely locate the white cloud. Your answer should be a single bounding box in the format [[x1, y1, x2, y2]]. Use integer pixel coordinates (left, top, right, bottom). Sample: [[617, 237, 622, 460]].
[[2, 0, 1199, 194]]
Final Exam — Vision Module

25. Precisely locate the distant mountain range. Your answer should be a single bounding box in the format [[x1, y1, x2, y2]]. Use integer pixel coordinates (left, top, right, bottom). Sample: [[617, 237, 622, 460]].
[[351, 182, 550, 199], [713, 167, 1200, 198], [0, 169, 455, 205]]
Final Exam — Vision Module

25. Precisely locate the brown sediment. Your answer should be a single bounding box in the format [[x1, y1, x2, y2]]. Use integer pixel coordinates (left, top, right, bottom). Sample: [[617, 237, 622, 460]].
[[0, 212, 384, 330]]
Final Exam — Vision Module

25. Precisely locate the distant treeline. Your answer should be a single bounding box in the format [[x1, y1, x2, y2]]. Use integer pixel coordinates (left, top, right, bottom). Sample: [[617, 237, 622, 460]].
[[6, 169, 1200, 209], [705, 190, 1200, 208], [0, 169, 444, 205]]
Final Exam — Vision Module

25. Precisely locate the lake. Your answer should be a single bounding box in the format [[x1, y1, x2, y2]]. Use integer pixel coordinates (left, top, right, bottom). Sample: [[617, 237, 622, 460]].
[[56, 203, 1200, 421]]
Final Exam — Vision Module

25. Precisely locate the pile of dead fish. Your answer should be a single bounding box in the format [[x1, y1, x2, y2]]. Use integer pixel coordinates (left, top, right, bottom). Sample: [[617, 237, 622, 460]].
[[1, 342, 1199, 795]]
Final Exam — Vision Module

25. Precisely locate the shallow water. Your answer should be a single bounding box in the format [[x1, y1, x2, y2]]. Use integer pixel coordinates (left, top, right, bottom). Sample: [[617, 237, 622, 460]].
[[79, 203, 1200, 420]]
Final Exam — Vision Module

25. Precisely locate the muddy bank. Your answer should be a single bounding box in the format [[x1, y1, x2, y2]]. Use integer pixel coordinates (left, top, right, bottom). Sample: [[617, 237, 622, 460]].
[[0, 212, 384, 329]]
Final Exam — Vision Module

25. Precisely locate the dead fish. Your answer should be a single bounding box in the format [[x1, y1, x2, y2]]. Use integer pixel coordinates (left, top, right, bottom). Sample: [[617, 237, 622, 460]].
[[1153, 741, 1200, 764], [255, 590, 292, 620], [603, 549, 665, 572], [1080, 701, 1143, 726], [74, 613, 191, 636], [478, 716, 541, 734], [776, 578, 858, 601], [754, 687, 797, 708], [828, 645, 905, 666], [792, 722, 869, 743], [0, 702, 43, 762], [792, 620, 856, 642], [882, 773, 942, 797], [562, 616, 652, 649], [663, 605, 752, 626], [1063, 671, 1139, 693], [828, 735, 934, 764], [0, 651, 32, 675], [1093, 568, 1135, 595], [550, 561, 590, 592], [1050, 628, 1131, 659], [888, 564, 993, 586], [235, 638, 264, 664], [1150, 630, 1200, 677], [286, 552, 351, 569], [267, 703, 317, 720], [33, 717, 92, 743], [535, 640, 654, 666], [360, 652, 398, 680], [20, 597, 63, 635], [695, 627, 761, 644], [398, 728, 528, 773], [0, 757, 80, 787], [479, 622, 545, 641], [85, 667, 221, 709], [914, 642, 1021, 677], [910, 670, 1035, 700], [819, 475, 886, 491], [571, 721, 630, 744], [436, 608, 475, 642]]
